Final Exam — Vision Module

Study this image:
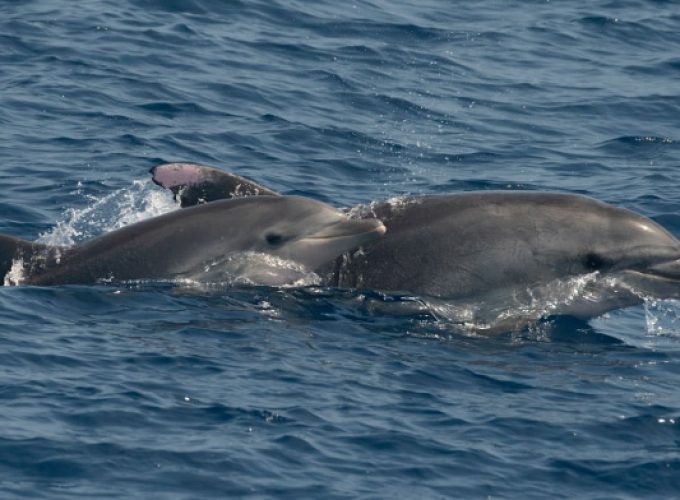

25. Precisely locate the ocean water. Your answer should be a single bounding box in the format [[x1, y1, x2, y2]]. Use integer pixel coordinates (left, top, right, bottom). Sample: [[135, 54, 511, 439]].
[[2, 0, 680, 498]]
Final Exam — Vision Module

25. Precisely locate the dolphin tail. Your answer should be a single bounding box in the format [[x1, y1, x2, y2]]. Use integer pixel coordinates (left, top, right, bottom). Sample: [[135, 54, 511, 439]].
[[150, 162, 278, 207]]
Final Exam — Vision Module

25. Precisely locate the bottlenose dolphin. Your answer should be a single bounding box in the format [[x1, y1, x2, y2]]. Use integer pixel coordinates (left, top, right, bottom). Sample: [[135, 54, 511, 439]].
[[151, 163, 680, 326], [0, 195, 385, 286]]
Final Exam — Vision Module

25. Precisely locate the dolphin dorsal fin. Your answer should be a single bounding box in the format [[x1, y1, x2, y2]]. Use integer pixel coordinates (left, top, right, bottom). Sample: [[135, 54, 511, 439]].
[[150, 163, 278, 207]]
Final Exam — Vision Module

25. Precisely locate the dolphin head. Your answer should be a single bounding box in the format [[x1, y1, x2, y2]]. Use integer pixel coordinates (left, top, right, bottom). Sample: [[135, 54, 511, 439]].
[[591, 208, 680, 300], [548, 199, 680, 285], [246, 196, 386, 271], [178, 195, 385, 284], [500, 195, 680, 318]]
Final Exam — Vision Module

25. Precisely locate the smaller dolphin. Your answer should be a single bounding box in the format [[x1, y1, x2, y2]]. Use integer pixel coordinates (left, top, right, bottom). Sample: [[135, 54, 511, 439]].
[[0, 195, 385, 286]]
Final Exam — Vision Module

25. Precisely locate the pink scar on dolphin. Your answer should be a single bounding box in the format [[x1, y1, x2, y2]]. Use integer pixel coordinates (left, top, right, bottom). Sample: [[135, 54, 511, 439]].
[[150, 163, 208, 189]]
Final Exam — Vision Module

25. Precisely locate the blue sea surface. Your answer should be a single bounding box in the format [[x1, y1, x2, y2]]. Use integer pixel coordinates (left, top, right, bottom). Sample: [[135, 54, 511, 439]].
[[2, 0, 680, 498]]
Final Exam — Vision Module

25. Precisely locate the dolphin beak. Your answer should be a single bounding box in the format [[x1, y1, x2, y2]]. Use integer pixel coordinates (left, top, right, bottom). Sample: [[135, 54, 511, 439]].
[[646, 258, 680, 282], [619, 257, 680, 300], [285, 217, 385, 271], [303, 218, 386, 243]]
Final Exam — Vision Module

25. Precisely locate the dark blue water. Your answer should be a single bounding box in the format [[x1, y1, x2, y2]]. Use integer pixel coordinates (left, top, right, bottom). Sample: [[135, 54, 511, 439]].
[[2, 0, 680, 498]]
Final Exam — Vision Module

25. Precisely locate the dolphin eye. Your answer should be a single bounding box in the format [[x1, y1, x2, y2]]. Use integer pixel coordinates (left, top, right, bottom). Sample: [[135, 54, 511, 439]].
[[583, 252, 610, 271], [265, 233, 284, 246]]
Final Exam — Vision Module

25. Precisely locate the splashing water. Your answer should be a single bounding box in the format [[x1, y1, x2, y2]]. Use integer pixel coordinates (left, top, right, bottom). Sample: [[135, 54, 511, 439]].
[[344, 195, 420, 219], [415, 273, 605, 334], [3, 258, 25, 287], [38, 179, 179, 247], [644, 299, 680, 337], [175, 251, 321, 288]]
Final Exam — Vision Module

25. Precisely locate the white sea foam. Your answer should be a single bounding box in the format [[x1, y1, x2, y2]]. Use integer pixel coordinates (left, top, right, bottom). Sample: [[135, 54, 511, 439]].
[[38, 179, 179, 247], [345, 195, 419, 219], [3, 257, 25, 287], [644, 299, 680, 337]]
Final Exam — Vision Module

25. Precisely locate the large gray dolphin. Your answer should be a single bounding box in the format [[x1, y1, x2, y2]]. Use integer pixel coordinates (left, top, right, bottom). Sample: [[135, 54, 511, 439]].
[[0, 195, 385, 286], [150, 163, 680, 327]]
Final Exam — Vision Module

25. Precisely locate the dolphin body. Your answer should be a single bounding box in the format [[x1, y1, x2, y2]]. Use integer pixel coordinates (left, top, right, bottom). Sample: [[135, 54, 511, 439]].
[[150, 163, 680, 326], [0, 195, 386, 286]]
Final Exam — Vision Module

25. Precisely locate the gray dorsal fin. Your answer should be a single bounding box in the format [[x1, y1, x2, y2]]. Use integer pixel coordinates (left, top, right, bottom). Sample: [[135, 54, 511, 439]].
[[150, 163, 278, 207]]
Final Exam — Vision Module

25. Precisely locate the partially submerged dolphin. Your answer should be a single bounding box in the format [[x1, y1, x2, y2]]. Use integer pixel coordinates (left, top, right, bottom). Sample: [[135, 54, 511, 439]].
[[0, 195, 385, 286], [151, 163, 680, 326]]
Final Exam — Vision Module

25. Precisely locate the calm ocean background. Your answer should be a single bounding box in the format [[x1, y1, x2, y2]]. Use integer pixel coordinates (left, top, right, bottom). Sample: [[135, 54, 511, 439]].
[[2, 0, 680, 498]]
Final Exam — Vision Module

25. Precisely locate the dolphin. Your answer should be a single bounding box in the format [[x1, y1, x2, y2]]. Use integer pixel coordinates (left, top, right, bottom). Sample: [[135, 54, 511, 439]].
[[0, 195, 385, 286], [150, 163, 680, 327]]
